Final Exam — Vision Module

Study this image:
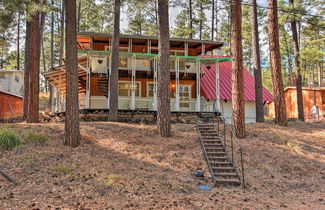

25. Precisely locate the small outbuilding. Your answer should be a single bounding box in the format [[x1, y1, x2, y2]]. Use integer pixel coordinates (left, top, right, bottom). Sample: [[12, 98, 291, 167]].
[[0, 91, 23, 120], [268, 87, 325, 122]]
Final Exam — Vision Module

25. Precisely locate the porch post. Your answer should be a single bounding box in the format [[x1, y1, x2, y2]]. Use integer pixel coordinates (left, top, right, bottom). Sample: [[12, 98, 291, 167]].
[[85, 57, 90, 109], [185, 42, 188, 56], [107, 54, 111, 109], [175, 57, 180, 111], [58, 74, 62, 112], [130, 54, 136, 110], [215, 59, 221, 112], [153, 56, 158, 110], [196, 59, 201, 112]]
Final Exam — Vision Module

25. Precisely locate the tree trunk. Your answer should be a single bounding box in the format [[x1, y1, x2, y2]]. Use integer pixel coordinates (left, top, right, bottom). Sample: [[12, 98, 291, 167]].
[[26, 0, 41, 123], [268, 0, 287, 126], [77, 1, 82, 32], [250, 0, 264, 123], [108, 0, 120, 122], [211, 0, 214, 41], [199, 2, 203, 40], [231, 0, 245, 138], [289, 0, 304, 121], [59, 1, 65, 65], [215, 0, 218, 40], [157, 0, 171, 137], [49, 0, 54, 108], [17, 12, 20, 70], [189, 0, 193, 39], [64, 0, 80, 147], [23, 20, 31, 121]]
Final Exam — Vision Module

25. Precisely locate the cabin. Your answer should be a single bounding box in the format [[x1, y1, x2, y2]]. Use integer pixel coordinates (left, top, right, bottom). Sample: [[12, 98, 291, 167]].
[[268, 87, 325, 122], [0, 70, 24, 96], [0, 91, 23, 120], [44, 32, 273, 123]]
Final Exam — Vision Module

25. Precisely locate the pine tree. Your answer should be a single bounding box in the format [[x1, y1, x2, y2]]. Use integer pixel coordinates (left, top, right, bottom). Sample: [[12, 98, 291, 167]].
[[108, 0, 120, 122], [250, 0, 264, 122], [26, 0, 41, 123], [231, 0, 245, 138], [64, 0, 80, 147], [157, 0, 171, 137], [268, 0, 287, 126], [289, 0, 304, 121]]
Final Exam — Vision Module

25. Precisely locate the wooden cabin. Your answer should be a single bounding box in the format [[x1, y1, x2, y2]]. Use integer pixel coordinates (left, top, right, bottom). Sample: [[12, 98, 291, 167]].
[[268, 87, 325, 121], [0, 91, 23, 120], [44, 32, 230, 113]]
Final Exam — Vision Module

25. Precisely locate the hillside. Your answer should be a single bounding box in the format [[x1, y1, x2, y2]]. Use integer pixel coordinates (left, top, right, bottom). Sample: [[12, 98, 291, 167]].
[[0, 121, 324, 209]]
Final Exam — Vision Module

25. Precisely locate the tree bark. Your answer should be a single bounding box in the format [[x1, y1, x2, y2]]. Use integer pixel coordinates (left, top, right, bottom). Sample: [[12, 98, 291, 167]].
[[49, 0, 54, 108], [250, 0, 264, 123], [23, 20, 30, 121], [77, 1, 82, 32], [17, 12, 20, 70], [289, 0, 304, 121], [199, 2, 203, 40], [231, 0, 245, 138], [211, 0, 215, 41], [157, 0, 171, 137], [108, 0, 120, 121], [64, 0, 80, 147], [59, 1, 65, 65], [268, 0, 287, 126], [189, 0, 193, 39], [26, 0, 41, 123]]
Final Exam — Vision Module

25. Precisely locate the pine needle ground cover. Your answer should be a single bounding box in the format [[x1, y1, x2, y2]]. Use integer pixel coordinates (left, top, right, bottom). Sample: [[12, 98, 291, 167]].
[[0, 122, 324, 209]]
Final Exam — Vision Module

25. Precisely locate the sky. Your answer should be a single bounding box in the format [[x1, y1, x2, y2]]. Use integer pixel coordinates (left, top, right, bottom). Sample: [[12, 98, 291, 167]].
[[120, 0, 269, 32]]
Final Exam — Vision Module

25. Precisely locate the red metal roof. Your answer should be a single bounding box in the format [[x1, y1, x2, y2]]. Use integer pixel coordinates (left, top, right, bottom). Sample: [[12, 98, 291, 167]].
[[200, 60, 274, 101]]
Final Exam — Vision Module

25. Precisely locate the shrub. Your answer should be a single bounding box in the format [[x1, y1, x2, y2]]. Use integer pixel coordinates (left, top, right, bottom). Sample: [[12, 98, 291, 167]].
[[0, 130, 21, 151], [22, 131, 48, 146]]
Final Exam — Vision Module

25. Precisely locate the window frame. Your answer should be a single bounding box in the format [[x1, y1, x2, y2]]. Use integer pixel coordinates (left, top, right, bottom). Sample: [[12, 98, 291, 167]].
[[118, 81, 141, 97]]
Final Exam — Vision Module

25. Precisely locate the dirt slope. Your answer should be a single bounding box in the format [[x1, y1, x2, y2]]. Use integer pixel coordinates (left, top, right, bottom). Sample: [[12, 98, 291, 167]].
[[0, 121, 324, 209]]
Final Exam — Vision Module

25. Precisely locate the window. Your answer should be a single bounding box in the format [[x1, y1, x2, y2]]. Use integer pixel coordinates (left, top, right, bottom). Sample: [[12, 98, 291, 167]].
[[0, 73, 5, 79], [118, 81, 140, 97], [147, 83, 154, 97], [119, 58, 128, 68], [179, 85, 191, 108], [15, 75, 19, 82]]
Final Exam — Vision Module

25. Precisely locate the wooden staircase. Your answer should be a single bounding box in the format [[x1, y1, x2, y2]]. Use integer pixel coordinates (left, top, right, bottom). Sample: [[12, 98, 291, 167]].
[[197, 118, 244, 186], [98, 76, 109, 97]]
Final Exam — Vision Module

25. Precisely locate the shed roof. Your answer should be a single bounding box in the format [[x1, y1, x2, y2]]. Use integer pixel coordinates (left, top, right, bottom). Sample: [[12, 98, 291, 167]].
[[201, 59, 274, 102]]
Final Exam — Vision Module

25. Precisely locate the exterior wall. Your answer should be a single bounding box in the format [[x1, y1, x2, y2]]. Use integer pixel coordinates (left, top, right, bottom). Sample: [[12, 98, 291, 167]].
[[221, 100, 256, 124], [268, 89, 325, 121], [90, 77, 197, 98], [0, 92, 23, 119], [0, 71, 24, 96], [201, 98, 257, 123], [92, 42, 198, 56]]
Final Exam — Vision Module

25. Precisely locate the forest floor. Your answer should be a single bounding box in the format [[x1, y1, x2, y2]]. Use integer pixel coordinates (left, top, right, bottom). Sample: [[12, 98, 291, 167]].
[[0, 121, 324, 209]]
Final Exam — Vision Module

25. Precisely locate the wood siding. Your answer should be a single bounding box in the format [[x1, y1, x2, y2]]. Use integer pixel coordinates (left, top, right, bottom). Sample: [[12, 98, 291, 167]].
[[268, 89, 325, 120], [0, 92, 23, 119], [90, 76, 197, 98]]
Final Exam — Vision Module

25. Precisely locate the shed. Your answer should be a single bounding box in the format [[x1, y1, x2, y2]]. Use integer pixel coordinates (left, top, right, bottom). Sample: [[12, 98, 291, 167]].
[[268, 87, 325, 121], [0, 91, 23, 120]]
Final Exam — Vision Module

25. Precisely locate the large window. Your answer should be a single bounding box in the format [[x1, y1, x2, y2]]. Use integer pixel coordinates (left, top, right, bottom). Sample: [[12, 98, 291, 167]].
[[147, 83, 154, 97], [118, 81, 141, 97], [179, 85, 191, 108]]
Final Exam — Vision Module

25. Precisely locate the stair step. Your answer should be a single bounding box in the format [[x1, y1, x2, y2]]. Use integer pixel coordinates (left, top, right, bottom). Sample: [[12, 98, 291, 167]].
[[210, 162, 233, 167], [203, 144, 224, 148], [215, 173, 239, 177], [215, 179, 241, 185], [212, 167, 236, 172]]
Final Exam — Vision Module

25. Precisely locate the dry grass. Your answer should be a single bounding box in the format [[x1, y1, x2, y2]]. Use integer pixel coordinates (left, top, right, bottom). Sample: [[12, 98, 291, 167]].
[[0, 121, 324, 209]]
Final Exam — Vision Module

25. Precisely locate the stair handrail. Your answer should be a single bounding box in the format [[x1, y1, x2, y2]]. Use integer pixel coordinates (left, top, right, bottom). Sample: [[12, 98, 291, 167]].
[[196, 121, 217, 184], [213, 100, 246, 188]]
